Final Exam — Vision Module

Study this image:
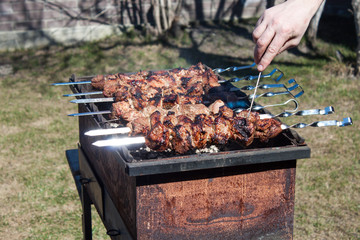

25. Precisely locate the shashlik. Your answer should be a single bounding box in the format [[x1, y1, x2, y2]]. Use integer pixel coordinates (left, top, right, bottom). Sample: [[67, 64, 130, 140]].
[[90, 62, 221, 100], [110, 99, 282, 154], [88, 64, 283, 154]]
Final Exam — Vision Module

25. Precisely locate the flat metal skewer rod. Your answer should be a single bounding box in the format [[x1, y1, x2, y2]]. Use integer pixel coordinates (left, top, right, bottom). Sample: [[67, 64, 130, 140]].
[[259, 106, 334, 119], [93, 137, 146, 147], [68, 110, 111, 117], [85, 127, 132, 136], [52, 80, 91, 86], [52, 63, 257, 86], [213, 62, 256, 73], [63, 91, 103, 97], [91, 117, 352, 147], [69, 88, 299, 104], [82, 106, 337, 136], [218, 68, 284, 83], [70, 98, 115, 104], [247, 72, 262, 118]]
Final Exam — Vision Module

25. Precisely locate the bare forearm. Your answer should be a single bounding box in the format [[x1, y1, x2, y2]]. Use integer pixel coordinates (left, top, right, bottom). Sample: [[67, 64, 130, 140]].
[[252, 0, 325, 71]]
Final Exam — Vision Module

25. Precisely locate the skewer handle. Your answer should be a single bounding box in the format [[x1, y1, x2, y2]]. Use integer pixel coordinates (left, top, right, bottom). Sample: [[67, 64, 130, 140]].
[[281, 117, 353, 130], [93, 137, 146, 147], [259, 106, 334, 119], [63, 91, 103, 97], [213, 62, 256, 74], [219, 68, 284, 83], [85, 127, 131, 136], [276, 106, 334, 118], [68, 110, 111, 117], [70, 98, 115, 103]]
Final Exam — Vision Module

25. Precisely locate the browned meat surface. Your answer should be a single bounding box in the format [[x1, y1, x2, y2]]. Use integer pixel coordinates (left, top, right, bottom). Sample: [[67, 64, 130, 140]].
[[145, 122, 171, 152], [209, 99, 226, 114], [255, 118, 282, 142], [179, 104, 210, 120], [231, 117, 255, 146], [111, 101, 143, 121], [192, 114, 215, 149], [212, 115, 232, 145], [91, 64, 284, 154], [91, 62, 220, 103], [91, 75, 105, 90], [127, 116, 150, 136], [172, 115, 195, 154], [103, 79, 120, 97]]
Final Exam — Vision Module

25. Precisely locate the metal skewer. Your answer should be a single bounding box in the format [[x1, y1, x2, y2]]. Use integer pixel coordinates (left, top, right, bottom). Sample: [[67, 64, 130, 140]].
[[247, 72, 262, 118], [53, 63, 257, 87], [218, 68, 284, 83], [70, 98, 115, 104], [230, 78, 301, 93], [64, 76, 293, 98], [90, 117, 352, 147], [93, 136, 146, 147], [69, 86, 302, 104], [85, 127, 132, 136], [63, 91, 103, 97], [64, 77, 298, 99], [234, 99, 299, 112], [68, 110, 112, 117], [258, 106, 334, 119], [213, 62, 256, 73], [68, 99, 299, 117], [81, 106, 335, 136], [280, 117, 352, 129], [52, 80, 91, 86]]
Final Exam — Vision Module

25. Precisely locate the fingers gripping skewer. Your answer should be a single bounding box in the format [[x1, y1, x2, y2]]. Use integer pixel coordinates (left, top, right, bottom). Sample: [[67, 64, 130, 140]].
[[90, 117, 353, 147]]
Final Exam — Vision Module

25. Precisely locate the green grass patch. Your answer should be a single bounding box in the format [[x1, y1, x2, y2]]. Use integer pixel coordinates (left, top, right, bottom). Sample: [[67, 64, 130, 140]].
[[0, 22, 359, 239]]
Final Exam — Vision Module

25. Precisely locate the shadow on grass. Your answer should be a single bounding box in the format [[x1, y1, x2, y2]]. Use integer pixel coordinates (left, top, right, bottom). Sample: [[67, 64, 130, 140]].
[[2, 16, 356, 80]]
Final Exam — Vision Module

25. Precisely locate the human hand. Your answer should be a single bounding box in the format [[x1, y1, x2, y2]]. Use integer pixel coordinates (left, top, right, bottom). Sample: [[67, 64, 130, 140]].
[[252, 0, 324, 71]]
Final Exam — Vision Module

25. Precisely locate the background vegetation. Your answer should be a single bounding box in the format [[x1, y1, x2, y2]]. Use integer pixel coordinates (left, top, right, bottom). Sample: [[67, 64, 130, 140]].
[[0, 18, 359, 239]]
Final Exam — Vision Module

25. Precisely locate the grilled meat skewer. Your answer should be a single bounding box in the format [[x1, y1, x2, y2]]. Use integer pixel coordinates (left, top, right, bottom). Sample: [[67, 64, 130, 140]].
[[92, 62, 220, 98], [104, 100, 282, 154]]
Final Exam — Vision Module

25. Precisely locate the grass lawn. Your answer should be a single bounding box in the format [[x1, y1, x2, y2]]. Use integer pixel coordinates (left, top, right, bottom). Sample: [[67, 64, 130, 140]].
[[0, 20, 359, 239]]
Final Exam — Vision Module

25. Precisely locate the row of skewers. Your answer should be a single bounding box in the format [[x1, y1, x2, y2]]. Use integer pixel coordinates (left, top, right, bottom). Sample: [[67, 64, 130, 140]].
[[53, 62, 352, 154]]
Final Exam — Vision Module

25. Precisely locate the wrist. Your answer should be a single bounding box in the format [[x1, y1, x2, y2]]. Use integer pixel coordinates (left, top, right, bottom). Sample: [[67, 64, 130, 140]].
[[286, 0, 324, 16]]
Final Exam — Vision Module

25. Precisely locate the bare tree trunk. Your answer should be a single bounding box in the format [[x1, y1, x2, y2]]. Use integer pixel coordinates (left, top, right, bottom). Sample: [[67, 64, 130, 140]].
[[352, 0, 360, 75], [152, 0, 162, 34], [150, 0, 183, 36], [307, 0, 326, 49]]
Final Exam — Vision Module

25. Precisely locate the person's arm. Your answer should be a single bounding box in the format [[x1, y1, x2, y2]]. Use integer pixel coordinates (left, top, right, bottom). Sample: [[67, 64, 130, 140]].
[[252, 0, 324, 72]]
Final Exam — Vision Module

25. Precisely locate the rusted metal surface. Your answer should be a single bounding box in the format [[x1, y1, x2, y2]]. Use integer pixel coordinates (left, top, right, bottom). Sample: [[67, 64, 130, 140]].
[[78, 104, 138, 238], [69, 74, 309, 239], [136, 161, 296, 240]]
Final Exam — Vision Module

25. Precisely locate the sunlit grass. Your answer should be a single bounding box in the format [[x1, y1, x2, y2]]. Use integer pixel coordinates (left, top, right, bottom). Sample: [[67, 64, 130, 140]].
[[0, 22, 359, 239]]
